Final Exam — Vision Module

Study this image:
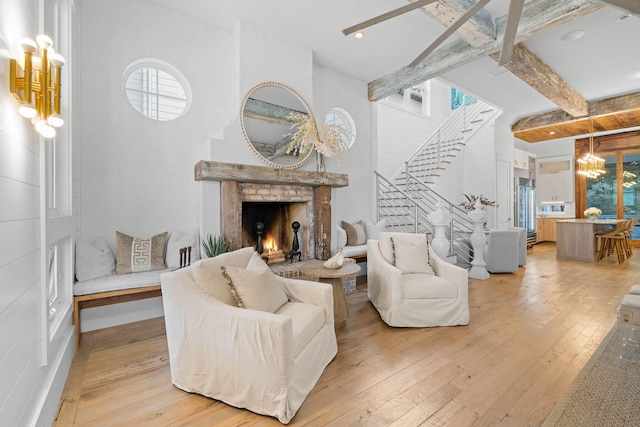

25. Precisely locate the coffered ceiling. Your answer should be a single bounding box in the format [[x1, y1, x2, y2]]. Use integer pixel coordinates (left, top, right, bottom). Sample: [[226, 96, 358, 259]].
[[145, 0, 640, 143]]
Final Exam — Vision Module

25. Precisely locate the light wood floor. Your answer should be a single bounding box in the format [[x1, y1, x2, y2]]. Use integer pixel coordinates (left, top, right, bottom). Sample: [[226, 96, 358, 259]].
[[55, 242, 639, 426]]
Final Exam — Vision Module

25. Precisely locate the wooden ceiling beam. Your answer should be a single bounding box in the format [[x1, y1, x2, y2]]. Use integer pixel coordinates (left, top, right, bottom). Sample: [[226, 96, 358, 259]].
[[512, 92, 640, 142], [368, 0, 603, 101], [413, 0, 497, 46], [490, 43, 588, 117]]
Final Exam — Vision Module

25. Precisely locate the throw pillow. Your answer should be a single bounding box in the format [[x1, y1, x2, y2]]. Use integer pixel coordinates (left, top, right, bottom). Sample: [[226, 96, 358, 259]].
[[166, 228, 201, 268], [114, 231, 168, 274], [336, 226, 348, 250], [392, 233, 434, 275], [341, 220, 366, 246], [221, 265, 288, 313], [75, 237, 115, 282], [364, 219, 387, 241]]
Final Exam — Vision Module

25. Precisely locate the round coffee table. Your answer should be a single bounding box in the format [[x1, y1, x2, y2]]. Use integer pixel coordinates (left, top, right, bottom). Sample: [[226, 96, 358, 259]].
[[300, 262, 360, 329]]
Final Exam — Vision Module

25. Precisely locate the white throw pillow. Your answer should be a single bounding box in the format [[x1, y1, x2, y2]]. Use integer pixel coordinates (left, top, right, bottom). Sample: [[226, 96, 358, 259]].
[[364, 219, 387, 241], [392, 233, 434, 275], [166, 228, 201, 268], [221, 264, 288, 313], [336, 226, 347, 250], [75, 237, 115, 282]]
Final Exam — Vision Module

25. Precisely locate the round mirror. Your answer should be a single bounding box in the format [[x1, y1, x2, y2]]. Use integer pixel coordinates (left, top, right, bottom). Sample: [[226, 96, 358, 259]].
[[240, 81, 316, 169]]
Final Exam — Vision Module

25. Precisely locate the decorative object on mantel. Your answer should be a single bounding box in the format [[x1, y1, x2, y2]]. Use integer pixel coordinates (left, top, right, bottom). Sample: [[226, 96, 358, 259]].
[[467, 199, 489, 280], [285, 109, 348, 172], [201, 233, 232, 258], [577, 118, 606, 179], [584, 207, 602, 221], [460, 194, 497, 212], [323, 249, 344, 269]]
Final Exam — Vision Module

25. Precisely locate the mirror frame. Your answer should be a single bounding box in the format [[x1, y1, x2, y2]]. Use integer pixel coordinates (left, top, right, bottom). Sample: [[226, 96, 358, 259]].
[[240, 81, 316, 169]]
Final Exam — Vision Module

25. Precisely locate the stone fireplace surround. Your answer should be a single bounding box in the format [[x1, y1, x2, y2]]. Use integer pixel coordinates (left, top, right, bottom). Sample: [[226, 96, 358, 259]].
[[195, 161, 348, 261]]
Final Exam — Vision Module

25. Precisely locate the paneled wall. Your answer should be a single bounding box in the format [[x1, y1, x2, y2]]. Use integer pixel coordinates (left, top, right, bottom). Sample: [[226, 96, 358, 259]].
[[0, 0, 76, 425]]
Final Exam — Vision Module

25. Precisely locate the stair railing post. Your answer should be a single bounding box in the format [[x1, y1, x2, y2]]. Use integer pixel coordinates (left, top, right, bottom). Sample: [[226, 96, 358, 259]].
[[375, 173, 380, 221], [405, 160, 410, 192], [448, 203, 455, 256], [415, 203, 419, 233]]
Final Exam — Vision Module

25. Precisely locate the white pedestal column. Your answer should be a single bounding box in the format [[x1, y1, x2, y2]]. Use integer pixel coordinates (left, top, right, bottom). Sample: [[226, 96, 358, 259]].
[[427, 201, 453, 263], [467, 204, 489, 280]]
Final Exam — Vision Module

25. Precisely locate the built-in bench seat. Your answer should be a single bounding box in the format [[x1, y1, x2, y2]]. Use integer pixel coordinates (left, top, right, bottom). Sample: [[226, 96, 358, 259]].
[[73, 269, 170, 349]]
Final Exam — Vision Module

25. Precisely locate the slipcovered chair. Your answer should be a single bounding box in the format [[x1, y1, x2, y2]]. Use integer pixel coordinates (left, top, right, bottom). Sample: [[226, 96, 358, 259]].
[[161, 247, 337, 424], [483, 229, 521, 273], [509, 226, 527, 266], [367, 232, 469, 327]]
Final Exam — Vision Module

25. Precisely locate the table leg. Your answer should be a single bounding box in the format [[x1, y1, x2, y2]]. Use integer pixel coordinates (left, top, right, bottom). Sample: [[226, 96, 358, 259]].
[[326, 277, 348, 329]]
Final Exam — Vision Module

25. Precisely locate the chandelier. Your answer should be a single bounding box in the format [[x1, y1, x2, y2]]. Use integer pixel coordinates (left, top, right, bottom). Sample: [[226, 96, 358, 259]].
[[577, 118, 606, 179]]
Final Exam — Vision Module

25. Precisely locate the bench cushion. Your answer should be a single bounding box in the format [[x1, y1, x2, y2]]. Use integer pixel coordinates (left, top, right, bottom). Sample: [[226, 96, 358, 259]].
[[74, 269, 169, 296]]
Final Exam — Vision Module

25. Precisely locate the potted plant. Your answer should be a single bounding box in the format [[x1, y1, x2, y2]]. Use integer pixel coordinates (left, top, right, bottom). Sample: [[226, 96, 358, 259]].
[[201, 234, 232, 258]]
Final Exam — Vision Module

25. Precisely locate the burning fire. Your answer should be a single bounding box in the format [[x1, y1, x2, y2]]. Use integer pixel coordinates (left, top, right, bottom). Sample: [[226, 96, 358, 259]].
[[263, 233, 279, 254]]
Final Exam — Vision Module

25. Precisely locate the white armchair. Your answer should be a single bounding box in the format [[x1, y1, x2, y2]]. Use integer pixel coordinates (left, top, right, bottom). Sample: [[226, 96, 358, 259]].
[[161, 247, 337, 424], [367, 232, 469, 327]]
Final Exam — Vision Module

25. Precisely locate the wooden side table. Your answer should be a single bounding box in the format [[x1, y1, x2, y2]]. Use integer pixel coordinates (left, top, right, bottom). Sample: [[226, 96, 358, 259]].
[[299, 262, 360, 329]]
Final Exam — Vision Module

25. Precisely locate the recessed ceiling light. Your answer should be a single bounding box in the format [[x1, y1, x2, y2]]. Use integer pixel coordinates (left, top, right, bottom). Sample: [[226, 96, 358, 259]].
[[617, 13, 631, 22], [354, 32, 364, 39], [549, 131, 556, 135], [560, 30, 585, 41]]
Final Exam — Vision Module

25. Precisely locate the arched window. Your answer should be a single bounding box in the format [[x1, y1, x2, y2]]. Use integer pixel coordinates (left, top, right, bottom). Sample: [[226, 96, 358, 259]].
[[325, 108, 356, 150]]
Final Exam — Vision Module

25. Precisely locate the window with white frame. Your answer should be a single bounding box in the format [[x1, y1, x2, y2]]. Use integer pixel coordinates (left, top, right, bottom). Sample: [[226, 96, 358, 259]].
[[384, 81, 431, 115], [325, 108, 357, 150], [123, 59, 191, 121], [47, 237, 72, 339]]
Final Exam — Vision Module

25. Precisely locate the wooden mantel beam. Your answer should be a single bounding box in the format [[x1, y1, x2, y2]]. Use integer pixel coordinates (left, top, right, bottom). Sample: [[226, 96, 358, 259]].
[[490, 43, 588, 117], [368, 0, 603, 101], [414, 0, 497, 46]]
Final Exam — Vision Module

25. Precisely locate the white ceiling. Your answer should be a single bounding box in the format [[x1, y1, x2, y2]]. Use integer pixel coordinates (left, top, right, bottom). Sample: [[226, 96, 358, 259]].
[[145, 0, 640, 123]]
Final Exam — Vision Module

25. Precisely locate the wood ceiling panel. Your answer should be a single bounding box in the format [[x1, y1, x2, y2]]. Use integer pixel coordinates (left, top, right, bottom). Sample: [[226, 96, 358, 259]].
[[514, 109, 640, 142]]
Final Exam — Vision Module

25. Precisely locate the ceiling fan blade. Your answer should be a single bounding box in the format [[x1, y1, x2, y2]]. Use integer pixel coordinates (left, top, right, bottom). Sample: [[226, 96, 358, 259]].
[[410, 0, 492, 67], [342, 0, 438, 36], [498, 0, 525, 66], [597, 0, 640, 17]]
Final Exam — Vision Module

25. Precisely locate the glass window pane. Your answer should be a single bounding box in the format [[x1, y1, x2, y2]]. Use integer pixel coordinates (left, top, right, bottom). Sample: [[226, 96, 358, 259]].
[[586, 155, 617, 217]]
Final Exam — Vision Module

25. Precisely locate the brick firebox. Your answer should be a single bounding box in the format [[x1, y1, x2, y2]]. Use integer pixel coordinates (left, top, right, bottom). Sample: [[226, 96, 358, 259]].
[[195, 161, 348, 261]]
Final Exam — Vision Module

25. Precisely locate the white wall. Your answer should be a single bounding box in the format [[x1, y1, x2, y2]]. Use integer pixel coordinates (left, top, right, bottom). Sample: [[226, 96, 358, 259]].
[[77, 1, 375, 330], [0, 0, 76, 425], [376, 79, 452, 178]]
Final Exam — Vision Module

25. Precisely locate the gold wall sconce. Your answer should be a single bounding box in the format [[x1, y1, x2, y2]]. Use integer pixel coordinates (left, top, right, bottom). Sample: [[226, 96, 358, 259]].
[[9, 34, 65, 138]]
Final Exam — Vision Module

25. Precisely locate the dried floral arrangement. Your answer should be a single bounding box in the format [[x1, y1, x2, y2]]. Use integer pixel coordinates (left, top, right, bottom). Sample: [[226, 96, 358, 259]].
[[460, 194, 498, 211], [286, 113, 346, 161]]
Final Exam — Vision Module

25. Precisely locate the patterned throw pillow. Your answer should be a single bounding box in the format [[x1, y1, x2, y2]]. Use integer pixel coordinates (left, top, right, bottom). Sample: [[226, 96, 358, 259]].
[[341, 220, 366, 246], [114, 231, 168, 274]]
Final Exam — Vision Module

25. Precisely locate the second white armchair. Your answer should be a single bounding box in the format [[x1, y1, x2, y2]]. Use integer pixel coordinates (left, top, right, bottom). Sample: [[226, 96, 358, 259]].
[[367, 232, 470, 328]]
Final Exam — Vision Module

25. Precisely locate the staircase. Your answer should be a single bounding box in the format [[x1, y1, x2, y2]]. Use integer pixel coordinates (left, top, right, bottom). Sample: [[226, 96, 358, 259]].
[[375, 99, 500, 264], [393, 99, 499, 188]]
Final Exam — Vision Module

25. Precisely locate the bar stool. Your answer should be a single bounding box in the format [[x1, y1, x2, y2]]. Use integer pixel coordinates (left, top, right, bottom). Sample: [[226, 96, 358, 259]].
[[596, 220, 629, 263], [623, 218, 637, 258]]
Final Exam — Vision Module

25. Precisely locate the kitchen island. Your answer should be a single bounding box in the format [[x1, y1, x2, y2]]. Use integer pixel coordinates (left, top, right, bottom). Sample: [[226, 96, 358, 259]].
[[556, 219, 622, 262]]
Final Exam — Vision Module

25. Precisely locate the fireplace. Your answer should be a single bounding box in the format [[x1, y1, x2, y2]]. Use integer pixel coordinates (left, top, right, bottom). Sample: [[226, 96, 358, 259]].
[[194, 161, 349, 261], [242, 202, 307, 263]]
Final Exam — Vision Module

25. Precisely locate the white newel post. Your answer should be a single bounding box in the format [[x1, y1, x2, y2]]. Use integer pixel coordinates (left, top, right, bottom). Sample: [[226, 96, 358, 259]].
[[428, 201, 453, 263], [468, 199, 489, 280]]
